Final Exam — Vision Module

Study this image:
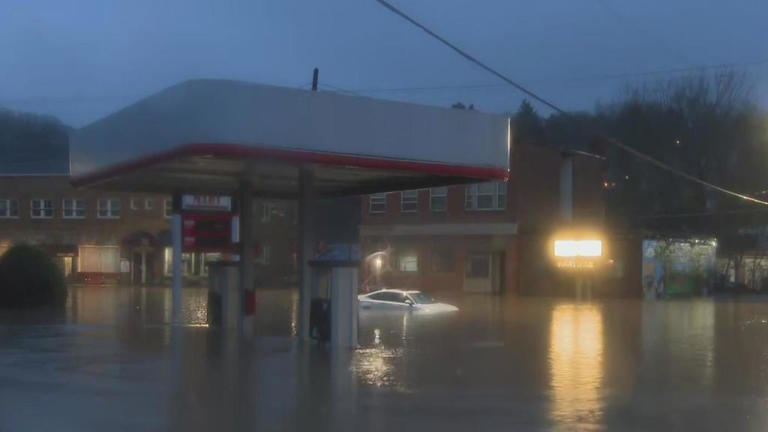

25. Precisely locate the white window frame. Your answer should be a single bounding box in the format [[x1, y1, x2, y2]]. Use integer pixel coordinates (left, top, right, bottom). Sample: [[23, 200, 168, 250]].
[[465, 182, 507, 211], [145, 198, 154, 210], [97, 198, 121, 219], [430, 187, 448, 212], [401, 190, 418, 213], [130, 197, 140, 210], [256, 244, 271, 265], [369, 193, 387, 214], [398, 253, 418, 272], [163, 198, 173, 218], [261, 202, 272, 222], [0, 199, 19, 218], [30, 198, 54, 219], [62, 198, 85, 219]]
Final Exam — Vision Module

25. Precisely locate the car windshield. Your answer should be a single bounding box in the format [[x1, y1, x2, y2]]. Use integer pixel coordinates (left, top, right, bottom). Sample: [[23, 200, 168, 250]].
[[408, 292, 436, 304]]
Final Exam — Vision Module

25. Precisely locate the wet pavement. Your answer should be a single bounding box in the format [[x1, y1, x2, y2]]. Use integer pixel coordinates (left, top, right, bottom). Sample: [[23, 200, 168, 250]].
[[3, 285, 768, 430]]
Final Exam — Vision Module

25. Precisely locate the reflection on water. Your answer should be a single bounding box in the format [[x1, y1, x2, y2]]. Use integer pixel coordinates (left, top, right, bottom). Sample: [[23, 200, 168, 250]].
[[63, 285, 211, 327], [9, 286, 768, 430], [641, 300, 715, 389], [353, 347, 402, 388], [549, 303, 604, 426], [290, 291, 299, 337]]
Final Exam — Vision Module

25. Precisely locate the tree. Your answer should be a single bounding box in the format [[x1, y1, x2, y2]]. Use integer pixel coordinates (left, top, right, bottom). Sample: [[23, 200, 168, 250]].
[[596, 70, 768, 230], [0, 244, 67, 308], [513, 99, 545, 146], [0, 109, 70, 175]]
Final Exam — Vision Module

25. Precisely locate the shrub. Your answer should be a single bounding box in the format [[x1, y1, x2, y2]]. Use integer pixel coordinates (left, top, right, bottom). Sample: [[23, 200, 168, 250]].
[[0, 244, 67, 308]]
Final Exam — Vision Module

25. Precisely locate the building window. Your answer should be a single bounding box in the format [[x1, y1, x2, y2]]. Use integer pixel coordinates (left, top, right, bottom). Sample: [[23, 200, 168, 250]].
[[401, 190, 418, 213], [261, 202, 272, 222], [465, 182, 506, 211], [163, 248, 196, 276], [431, 249, 454, 273], [130, 197, 140, 210], [164, 198, 173, 218], [30, 199, 54, 219], [430, 187, 447, 211], [256, 244, 271, 265], [466, 253, 490, 278], [78, 245, 120, 273], [398, 252, 418, 272], [145, 198, 154, 210], [369, 193, 387, 214], [97, 198, 120, 219], [0, 199, 19, 218], [62, 198, 85, 219]]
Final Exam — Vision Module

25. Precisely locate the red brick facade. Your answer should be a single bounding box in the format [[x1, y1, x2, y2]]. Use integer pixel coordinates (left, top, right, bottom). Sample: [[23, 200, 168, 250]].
[[0, 176, 297, 285], [359, 143, 610, 295]]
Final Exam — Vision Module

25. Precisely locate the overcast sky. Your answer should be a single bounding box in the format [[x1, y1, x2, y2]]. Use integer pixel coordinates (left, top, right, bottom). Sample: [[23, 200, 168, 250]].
[[1, 0, 766, 127]]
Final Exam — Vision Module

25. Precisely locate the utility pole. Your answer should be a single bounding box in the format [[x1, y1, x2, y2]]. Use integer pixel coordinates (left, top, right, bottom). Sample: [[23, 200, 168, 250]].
[[311, 68, 319, 91]]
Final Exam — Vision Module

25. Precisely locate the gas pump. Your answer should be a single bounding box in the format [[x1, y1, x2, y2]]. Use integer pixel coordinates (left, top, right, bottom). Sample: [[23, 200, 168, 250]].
[[308, 244, 359, 348]]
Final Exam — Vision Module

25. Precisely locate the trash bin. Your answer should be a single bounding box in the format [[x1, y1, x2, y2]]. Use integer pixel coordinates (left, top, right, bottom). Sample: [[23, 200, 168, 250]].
[[310, 298, 331, 342]]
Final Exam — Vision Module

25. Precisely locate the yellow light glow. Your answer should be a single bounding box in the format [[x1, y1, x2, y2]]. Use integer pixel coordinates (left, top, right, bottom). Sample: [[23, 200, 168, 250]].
[[554, 240, 602, 257], [549, 304, 604, 423]]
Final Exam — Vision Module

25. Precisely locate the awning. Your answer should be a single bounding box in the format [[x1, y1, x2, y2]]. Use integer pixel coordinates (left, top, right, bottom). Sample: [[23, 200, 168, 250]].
[[71, 143, 507, 197], [69, 80, 510, 197]]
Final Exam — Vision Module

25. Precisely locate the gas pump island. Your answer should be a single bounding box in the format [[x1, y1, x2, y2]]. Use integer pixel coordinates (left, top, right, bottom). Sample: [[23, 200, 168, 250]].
[[70, 79, 509, 347]]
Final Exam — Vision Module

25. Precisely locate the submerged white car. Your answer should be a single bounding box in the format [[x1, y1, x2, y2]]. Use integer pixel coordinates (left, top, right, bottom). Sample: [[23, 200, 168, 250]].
[[358, 289, 458, 313]]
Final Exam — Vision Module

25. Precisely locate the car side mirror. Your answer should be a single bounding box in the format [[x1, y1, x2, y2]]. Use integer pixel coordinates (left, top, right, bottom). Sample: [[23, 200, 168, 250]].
[[404, 299, 414, 306]]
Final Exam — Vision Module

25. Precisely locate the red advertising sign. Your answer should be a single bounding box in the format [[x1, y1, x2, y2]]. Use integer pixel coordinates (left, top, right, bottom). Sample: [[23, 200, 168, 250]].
[[182, 213, 234, 252]]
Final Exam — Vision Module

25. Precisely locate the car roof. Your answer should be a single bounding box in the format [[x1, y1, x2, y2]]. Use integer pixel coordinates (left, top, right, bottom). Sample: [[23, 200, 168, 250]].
[[368, 289, 420, 295]]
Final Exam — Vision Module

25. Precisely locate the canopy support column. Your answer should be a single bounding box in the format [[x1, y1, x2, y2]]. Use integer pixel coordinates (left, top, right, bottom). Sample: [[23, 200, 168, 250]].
[[297, 168, 315, 340], [171, 192, 183, 324], [237, 181, 255, 334]]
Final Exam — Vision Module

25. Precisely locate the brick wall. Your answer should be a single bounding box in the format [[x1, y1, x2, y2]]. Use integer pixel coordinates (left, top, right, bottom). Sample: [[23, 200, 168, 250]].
[[0, 176, 170, 246], [0, 177, 300, 285], [359, 142, 609, 295]]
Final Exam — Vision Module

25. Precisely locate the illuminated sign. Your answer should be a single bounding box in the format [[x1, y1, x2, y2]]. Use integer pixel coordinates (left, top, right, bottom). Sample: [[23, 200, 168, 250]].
[[182, 213, 233, 251], [555, 259, 596, 270], [554, 240, 602, 257], [182, 195, 232, 212]]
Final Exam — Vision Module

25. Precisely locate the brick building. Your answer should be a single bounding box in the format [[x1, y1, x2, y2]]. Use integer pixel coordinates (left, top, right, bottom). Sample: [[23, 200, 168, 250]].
[[359, 142, 612, 295], [0, 174, 297, 285]]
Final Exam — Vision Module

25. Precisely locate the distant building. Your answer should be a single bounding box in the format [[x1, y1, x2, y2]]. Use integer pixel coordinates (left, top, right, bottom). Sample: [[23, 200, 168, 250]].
[[0, 173, 297, 285], [359, 142, 627, 295]]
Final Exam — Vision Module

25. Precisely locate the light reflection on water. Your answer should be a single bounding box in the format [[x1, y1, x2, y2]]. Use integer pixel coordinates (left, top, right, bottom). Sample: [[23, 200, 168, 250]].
[[548, 303, 604, 426], [352, 347, 402, 388], [8, 286, 768, 430], [63, 285, 211, 327]]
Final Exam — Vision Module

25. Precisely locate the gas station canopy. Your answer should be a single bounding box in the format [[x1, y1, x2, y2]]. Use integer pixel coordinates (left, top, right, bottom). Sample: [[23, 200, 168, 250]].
[[68, 79, 510, 341], [70, 79, 509, 194]]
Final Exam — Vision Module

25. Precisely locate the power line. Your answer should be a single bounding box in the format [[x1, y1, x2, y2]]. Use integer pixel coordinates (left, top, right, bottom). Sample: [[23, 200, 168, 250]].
[[591, 59, 768, 81], [377, 0, 561, 113], [376, 0, 768, 206], [318, 59, 768, 95]]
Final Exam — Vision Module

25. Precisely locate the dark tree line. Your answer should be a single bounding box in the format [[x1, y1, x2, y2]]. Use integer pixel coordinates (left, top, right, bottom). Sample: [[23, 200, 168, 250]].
[[0, 109, 70, 174], [513, 70, 768, 235]]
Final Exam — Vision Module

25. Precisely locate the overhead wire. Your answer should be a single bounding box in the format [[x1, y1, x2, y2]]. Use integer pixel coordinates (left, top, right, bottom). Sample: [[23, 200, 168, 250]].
[[375, 0, 768, 206], [322, 60, 768, 95]]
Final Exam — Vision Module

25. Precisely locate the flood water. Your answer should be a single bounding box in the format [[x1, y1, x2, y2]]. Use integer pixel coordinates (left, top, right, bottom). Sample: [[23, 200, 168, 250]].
[[2, 285, 768, 431]]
